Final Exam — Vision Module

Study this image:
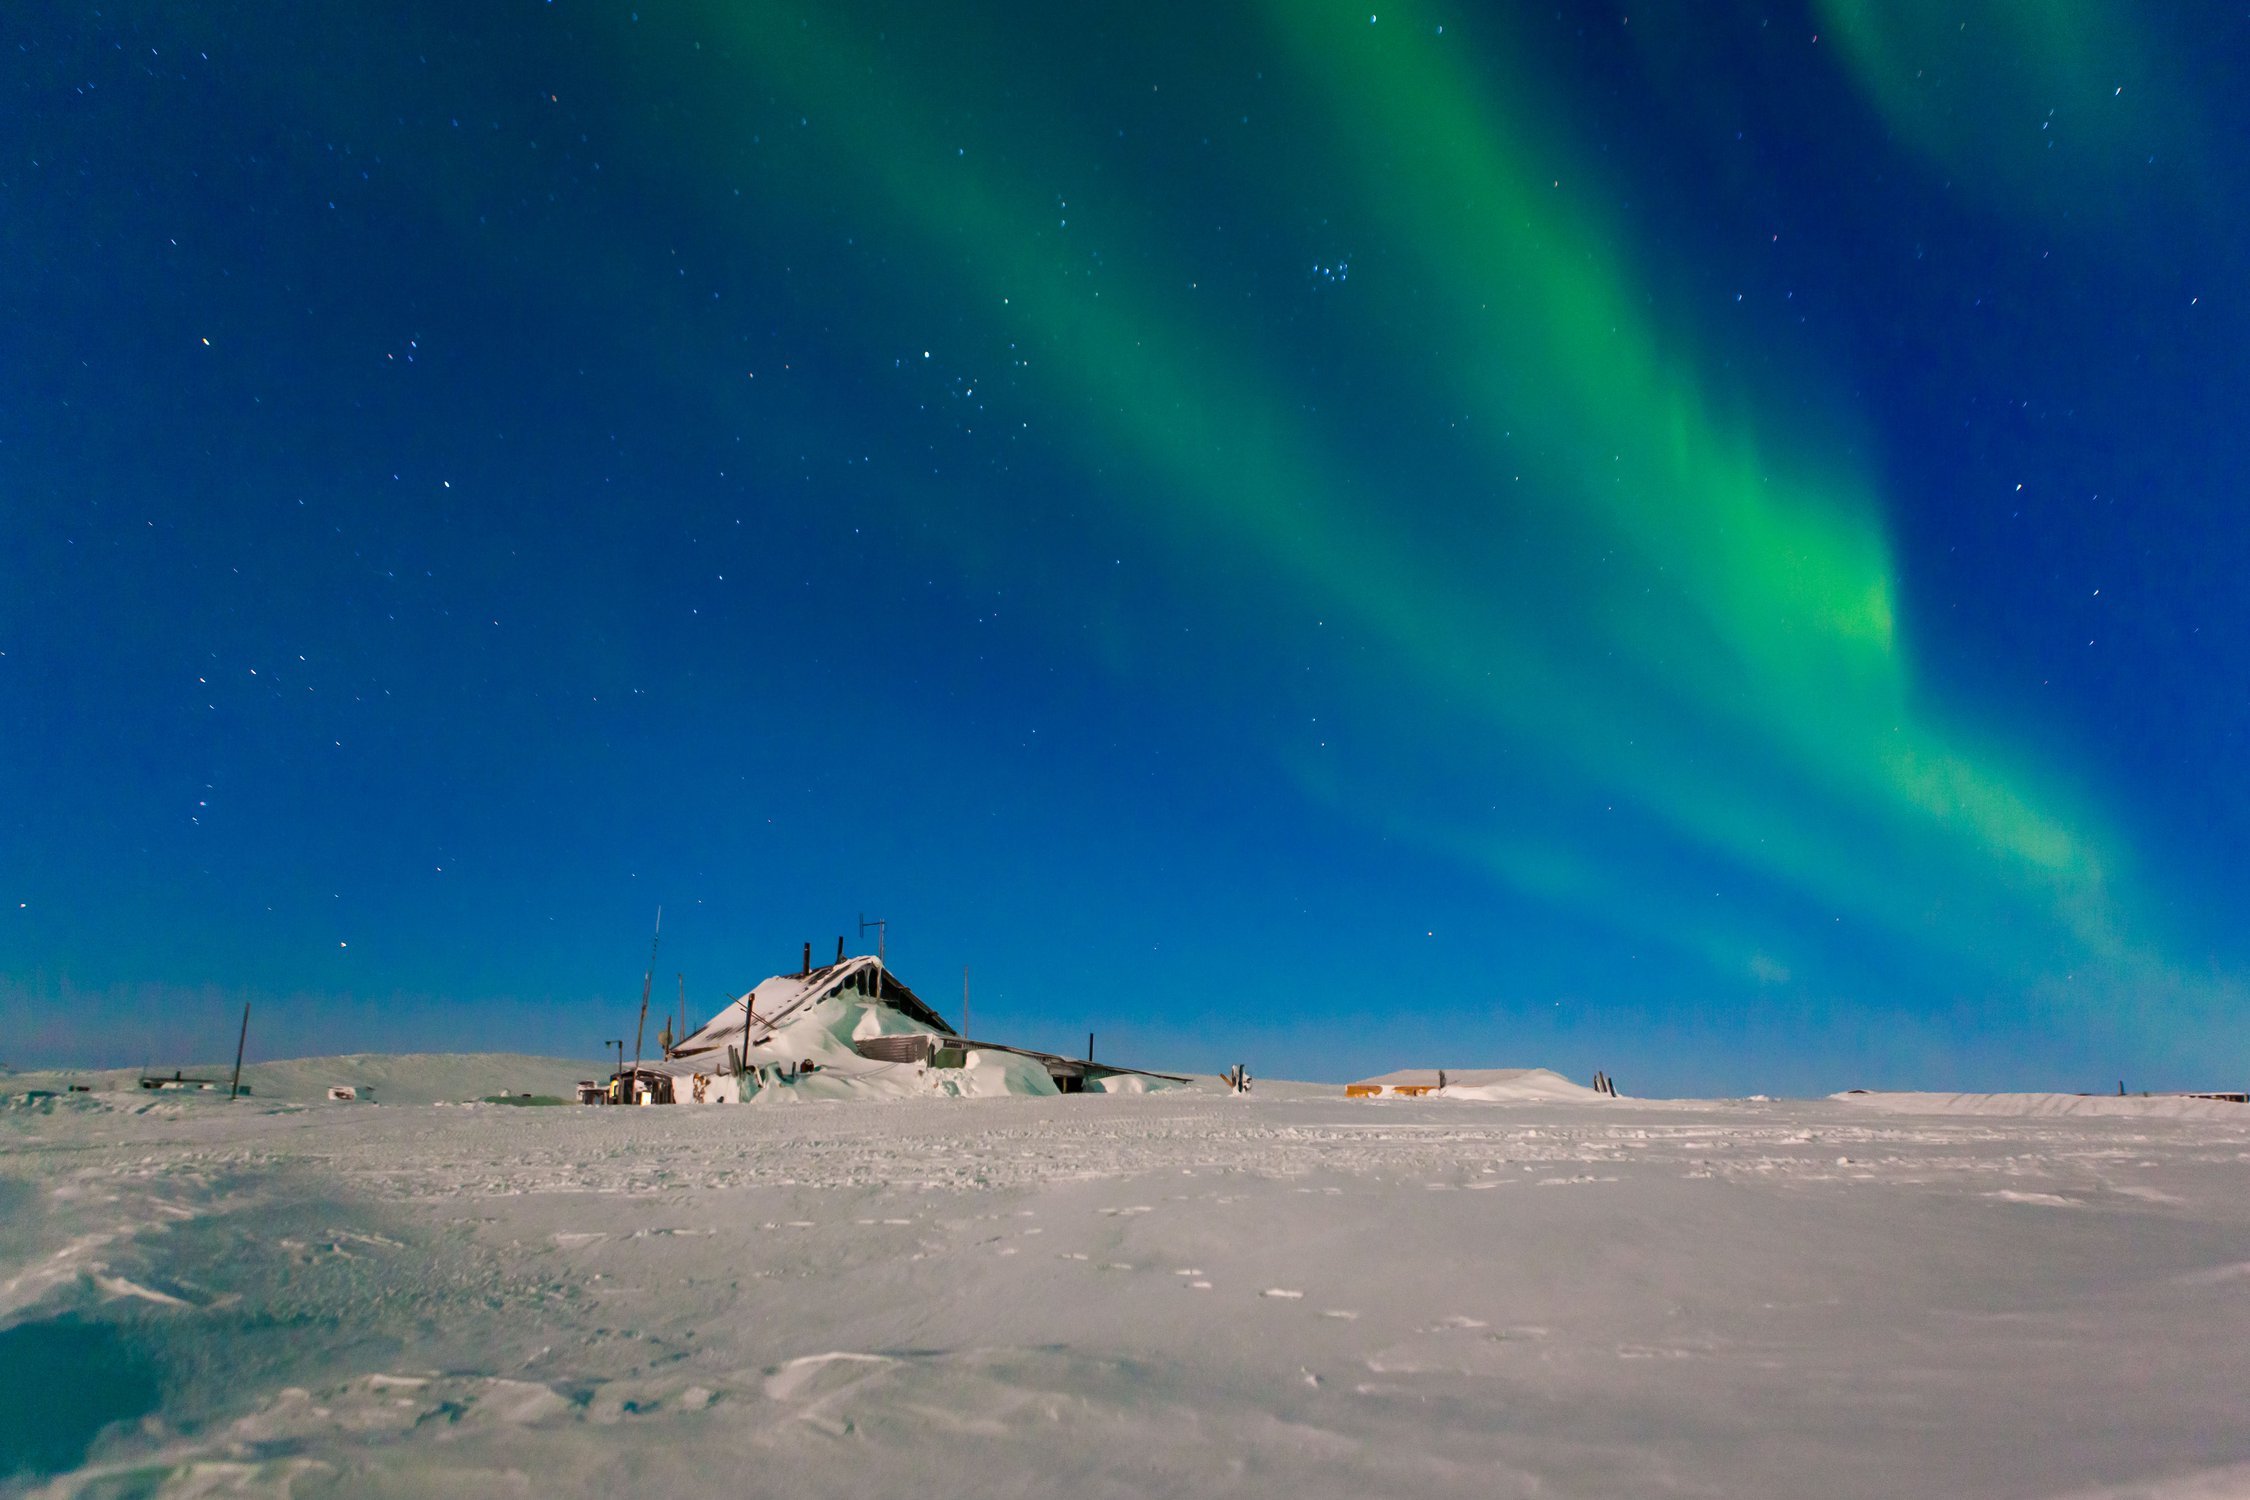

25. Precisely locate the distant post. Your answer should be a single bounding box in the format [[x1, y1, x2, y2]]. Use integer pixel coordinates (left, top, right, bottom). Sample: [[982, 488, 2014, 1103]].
[[229, 1002, 250, 1101]]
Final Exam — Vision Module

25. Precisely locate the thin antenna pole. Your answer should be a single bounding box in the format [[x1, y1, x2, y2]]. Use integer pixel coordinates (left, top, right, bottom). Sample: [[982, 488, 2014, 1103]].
[[962, 966, 970, 1038], [229, 1002, 250, 1101], [859, 913, 887, 968], [630, 908, 662, 1100], [677, 972, 685, 1046]]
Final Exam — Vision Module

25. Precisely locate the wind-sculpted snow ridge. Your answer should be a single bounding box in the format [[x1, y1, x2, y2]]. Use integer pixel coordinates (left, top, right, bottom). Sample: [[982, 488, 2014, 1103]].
[[5, 1082, 2250, 1496]]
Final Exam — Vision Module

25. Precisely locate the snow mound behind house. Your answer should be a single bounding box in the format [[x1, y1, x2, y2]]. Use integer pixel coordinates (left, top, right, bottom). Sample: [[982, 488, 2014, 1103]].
[[1438, 1068, 1611, 1102], [1353, 1067, 1611, 1102]]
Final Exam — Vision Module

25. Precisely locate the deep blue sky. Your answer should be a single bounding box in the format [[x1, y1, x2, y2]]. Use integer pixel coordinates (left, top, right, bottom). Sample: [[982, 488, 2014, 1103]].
[[6, 1, 2246, 1093]]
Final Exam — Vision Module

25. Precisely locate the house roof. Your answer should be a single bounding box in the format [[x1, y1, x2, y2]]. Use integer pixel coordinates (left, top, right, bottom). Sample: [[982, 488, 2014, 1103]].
[[661, 954, 954, 1071]]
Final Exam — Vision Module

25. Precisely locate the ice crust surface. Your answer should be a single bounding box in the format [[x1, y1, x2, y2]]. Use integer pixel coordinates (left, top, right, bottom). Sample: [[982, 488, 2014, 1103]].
[[5, 1072, 2250, 1497]]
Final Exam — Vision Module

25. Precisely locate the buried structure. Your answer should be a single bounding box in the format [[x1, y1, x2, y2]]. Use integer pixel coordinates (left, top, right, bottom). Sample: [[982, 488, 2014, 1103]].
[[591, 945, 1187, 1104]]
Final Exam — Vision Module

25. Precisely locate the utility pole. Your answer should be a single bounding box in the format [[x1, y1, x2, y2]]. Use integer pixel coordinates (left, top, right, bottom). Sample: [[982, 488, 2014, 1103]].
[[229, 1003, 250, 1101], [630, 908, 662, 1101], [858, 913, 887, 967]]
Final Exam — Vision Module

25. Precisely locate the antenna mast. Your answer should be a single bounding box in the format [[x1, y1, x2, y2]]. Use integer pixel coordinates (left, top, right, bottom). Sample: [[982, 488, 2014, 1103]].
[[858, 912, 887, 967]]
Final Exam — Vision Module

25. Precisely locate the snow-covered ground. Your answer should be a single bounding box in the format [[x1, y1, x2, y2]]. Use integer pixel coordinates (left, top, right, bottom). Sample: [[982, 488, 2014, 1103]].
[[5, 1064, 2250, 1497]]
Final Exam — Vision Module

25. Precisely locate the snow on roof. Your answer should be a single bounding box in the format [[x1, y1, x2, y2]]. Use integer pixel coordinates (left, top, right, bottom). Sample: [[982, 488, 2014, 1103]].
[[663, 955, 953, 1069], [634, 954, 1184, 1100], [627, 954, 1065, 1099]]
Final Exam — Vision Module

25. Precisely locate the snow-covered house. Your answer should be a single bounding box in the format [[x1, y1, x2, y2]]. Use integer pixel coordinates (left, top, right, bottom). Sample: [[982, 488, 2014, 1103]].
[[606, 951, 1185, 1103]]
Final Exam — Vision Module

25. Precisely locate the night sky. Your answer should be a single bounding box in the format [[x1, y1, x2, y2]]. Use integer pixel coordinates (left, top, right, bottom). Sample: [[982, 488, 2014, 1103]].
[[7, 2, 2247, 1093]]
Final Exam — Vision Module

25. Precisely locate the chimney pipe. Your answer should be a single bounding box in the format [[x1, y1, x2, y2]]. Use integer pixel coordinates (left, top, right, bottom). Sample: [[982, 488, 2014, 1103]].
[[801, 941, 811, 975], [836, 935, 846, 964]]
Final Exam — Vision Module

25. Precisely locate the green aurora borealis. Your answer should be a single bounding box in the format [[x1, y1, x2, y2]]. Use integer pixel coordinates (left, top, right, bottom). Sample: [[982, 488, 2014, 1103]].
[[689, 6, 2176, 987]]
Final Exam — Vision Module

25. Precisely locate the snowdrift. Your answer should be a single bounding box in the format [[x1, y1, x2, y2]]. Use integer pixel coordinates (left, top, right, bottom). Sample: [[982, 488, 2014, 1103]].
[[1438, 1068, 1611, 1102], [6, 1053, 594, 1106], [1351, 1068, 1611, 1102], [1833, 1090, 2250, 1121]]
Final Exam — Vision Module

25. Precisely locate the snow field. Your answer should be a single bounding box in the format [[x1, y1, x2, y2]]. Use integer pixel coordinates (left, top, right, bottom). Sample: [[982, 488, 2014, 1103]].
[[5, 1084, 2250, 1496]]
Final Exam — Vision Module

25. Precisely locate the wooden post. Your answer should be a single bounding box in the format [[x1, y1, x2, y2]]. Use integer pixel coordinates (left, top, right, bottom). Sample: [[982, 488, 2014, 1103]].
[[228, 1003, 250, 1100], [1087, 1031, 1094, 1062], [801, 941, 811, 975]]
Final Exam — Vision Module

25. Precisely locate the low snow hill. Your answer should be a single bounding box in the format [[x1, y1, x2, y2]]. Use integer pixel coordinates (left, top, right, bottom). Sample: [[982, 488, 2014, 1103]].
[[1835, 1090, 2250, 1120]]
